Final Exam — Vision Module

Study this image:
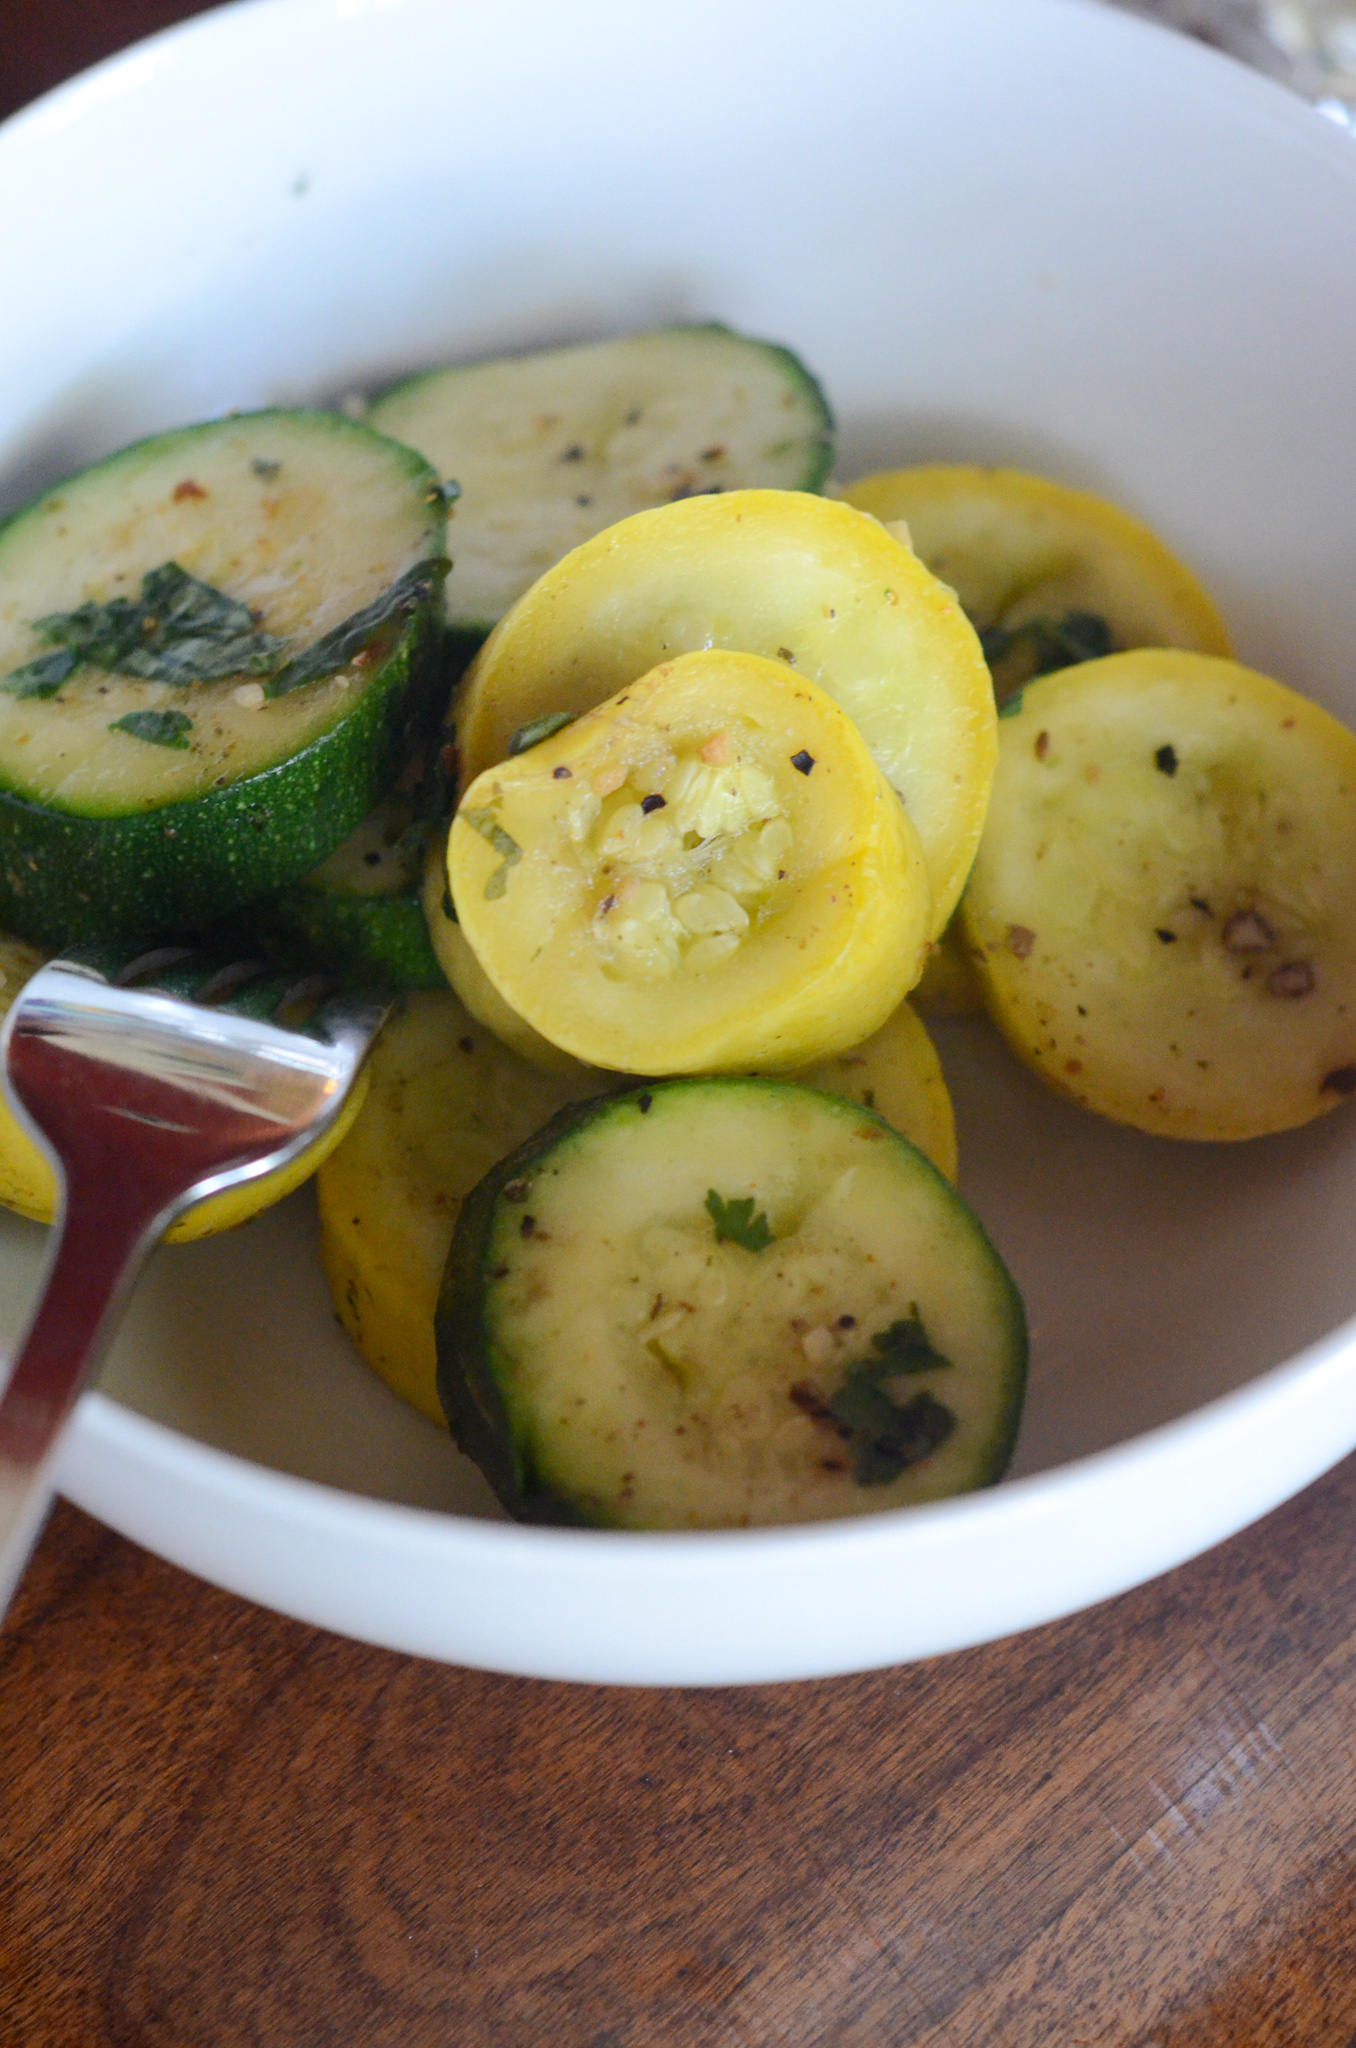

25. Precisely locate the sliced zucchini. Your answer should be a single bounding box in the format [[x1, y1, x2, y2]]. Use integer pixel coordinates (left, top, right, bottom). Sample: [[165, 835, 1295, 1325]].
[[244, 790, 445, 989], [794, 1000, 958, 1181], [0, 410, 447, 943], [961, 650, 1356, 1138], [367, 323, 833, 637], [450, 650, 931, 1074], [436, 1078, 1026, 1529], [316, 990, 611, 1424], [843, 465, 1231, 702], [419, 821, 585, 1073], [456, 488, 994, 936], [0, 931, 367, 1239]]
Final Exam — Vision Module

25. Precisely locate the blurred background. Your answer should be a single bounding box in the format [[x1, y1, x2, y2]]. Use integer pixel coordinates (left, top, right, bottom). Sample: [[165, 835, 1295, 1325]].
[[0, 1, 1355, 129]]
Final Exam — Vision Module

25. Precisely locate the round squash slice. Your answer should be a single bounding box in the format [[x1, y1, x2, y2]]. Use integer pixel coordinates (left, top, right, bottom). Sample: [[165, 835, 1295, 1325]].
[[844, 466, 1231, 702], [795, 1000, 958, 1181], [419, 822, 585, 1073], [961, 650, 1356, 1139], [455, 488, 994, 935], [317, 990, 611, 1423], [435, 1078, 1026, 1529], [449, 650, 932, 1074], [0, 932, 366, 1239]]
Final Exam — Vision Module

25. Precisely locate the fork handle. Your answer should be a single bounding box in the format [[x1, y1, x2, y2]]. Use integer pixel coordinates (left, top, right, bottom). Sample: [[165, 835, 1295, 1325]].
[[0, 1180, 169, 1611]]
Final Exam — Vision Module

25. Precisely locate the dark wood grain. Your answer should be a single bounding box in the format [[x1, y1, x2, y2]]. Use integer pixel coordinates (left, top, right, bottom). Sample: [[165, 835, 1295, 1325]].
[[7, 1466, 1356, 2047], [6, 4, 1356, 2042]]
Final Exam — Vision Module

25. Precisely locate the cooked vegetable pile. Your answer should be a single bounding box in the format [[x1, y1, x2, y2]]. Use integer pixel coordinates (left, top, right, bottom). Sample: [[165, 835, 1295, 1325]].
[[2, 320, 1352, 1529]]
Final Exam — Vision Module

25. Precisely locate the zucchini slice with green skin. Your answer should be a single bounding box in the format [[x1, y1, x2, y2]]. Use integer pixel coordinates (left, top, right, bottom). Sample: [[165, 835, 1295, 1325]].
[[245, 792, 445, 989], [367, 323, 833, 638], [962, 650, 1356, 1138], [436, 1078, 1026, 1530], [0, 410, 448, 943], [844, 465, 1231, 704], [317, 990, 612, 1425], [456, 488, 994, 937]]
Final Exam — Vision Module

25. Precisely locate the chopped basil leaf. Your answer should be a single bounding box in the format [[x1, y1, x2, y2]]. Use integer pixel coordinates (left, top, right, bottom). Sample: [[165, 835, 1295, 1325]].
[[35, 561, 286, 685], [980, 608, 1114, 683], [264, 557, 446, 697], [705, 1189, 774, 1251], [2, 647, 79, 699], [997, 687, 1025, 719], [459, 805, 522, 899], [869, 1311, 951, 1373], [108, 708, 194, 750], [823, 1306, 954, 1484], [845, 1390, 955, 1485], [508, 711, 577, 757]]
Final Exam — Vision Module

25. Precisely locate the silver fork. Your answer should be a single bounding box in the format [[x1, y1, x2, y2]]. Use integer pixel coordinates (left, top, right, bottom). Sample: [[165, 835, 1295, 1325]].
[[0, 949, 390, 1614]]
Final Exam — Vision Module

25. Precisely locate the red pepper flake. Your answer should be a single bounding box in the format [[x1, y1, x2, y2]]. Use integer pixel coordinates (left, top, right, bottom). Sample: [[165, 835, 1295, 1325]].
[[1035, 730, 1050, 761], [173, 478, 207, 501], [1006, 925, 1036, 959], [553, 764, 572, 780], [1223, 909, 1275, 953], [1065, 1059, 1083, 1075], [1268, 959, 1316, 998]]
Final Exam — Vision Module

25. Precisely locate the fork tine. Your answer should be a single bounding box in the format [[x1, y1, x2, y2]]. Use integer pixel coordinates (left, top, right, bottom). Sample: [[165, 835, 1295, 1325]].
[[0, 954, 391, 1614]]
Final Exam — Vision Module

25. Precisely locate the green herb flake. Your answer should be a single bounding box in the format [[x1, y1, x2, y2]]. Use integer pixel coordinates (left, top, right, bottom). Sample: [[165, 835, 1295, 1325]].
[[824, 1306, 954, 1485], [459, 805, 522, 899], [108, 708, 194, 750], [869, 1310, 951, 1374], [34, 561, 286, 685], [981, 609, 1114, 696], [2, 647, 79, 699], [508, 711, 577, 757], [705, 1189, 775, 1252], [264, 557, 446, 697]]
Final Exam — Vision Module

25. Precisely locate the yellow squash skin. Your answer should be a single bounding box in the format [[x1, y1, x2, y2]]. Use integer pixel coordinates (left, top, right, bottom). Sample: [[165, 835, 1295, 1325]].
[[419, 822, 587, 1074], [845, 465, 1231, 701], [455, 488, 994, 935], [0, 929, 367, 1238], [795, 999, 959, 1181], [962, 650, 1356, 1139], [317, 990, 610, 1423], [450, 650, 932, 1075]]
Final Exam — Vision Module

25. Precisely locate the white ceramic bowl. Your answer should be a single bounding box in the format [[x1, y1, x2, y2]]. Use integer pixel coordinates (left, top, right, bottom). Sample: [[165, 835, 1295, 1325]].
[[4, 0, 1356, 1684]]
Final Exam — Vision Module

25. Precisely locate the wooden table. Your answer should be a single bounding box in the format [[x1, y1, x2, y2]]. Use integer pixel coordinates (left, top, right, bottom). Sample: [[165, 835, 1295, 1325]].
[[5, 7, 1356, 2041]]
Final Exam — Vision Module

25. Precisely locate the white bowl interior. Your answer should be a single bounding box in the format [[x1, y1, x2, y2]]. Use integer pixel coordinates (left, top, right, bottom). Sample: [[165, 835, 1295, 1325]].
[[3, 0, 1356, 1680]]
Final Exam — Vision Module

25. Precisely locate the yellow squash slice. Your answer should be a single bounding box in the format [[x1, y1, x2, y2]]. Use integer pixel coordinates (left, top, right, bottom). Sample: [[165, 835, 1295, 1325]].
[[455, 488, 994, 935], [317, 990, 611, 1424], [450, 650, 932, 1074], [796, 999, 958, 1181], [961, 650, 1356, 1139], [844, 465, 1231, 702]]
